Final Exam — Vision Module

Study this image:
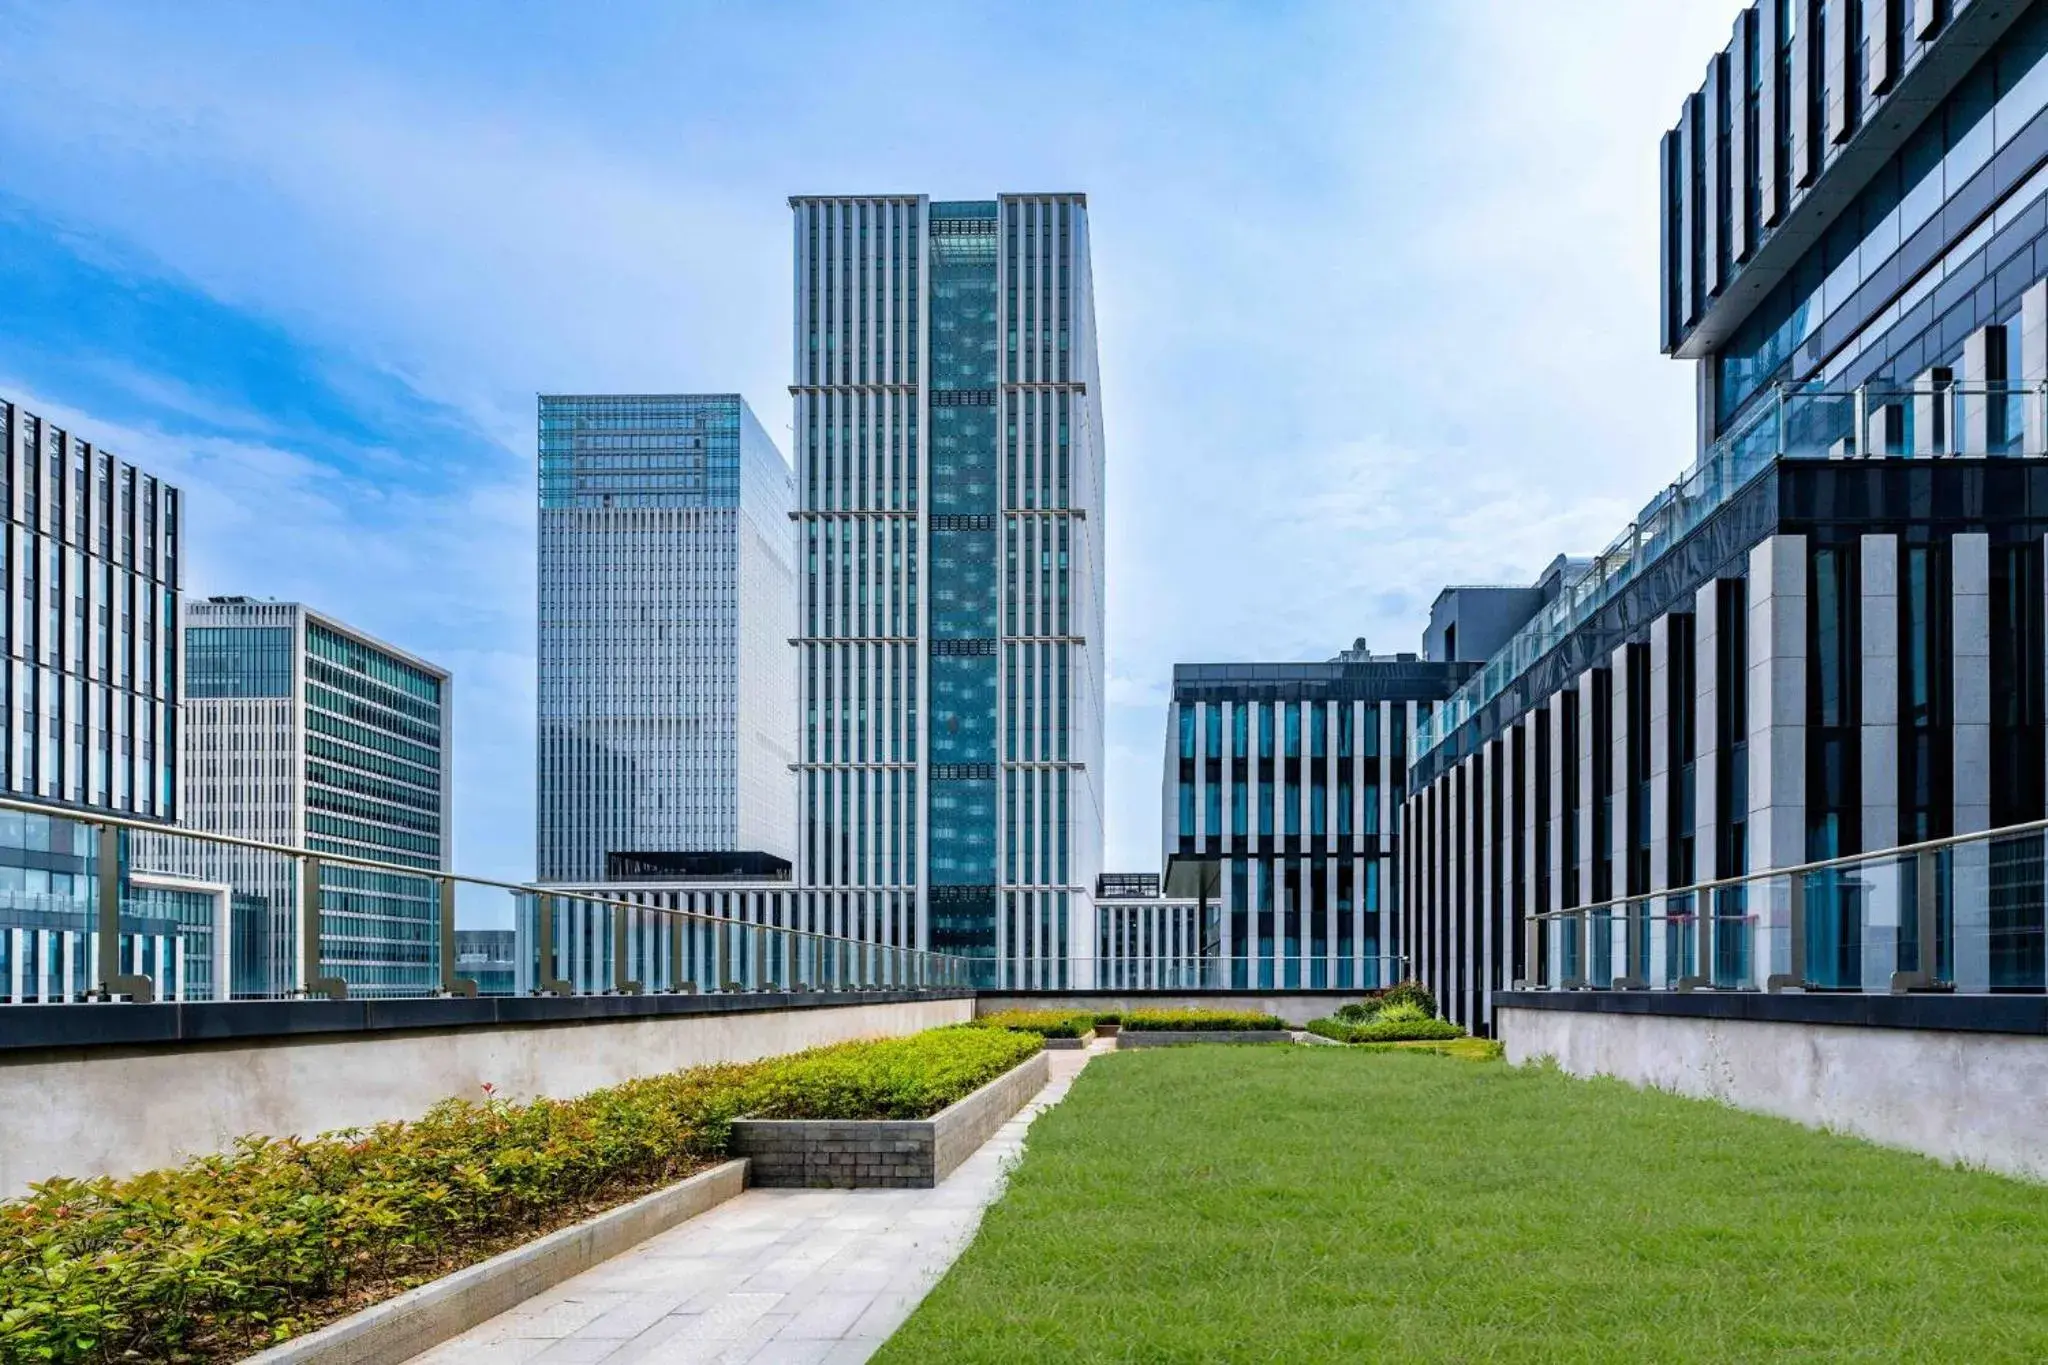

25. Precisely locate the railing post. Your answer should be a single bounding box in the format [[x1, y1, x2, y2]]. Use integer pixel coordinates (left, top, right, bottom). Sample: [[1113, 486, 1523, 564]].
[[1890, 850, 1945, 992], [440, 877, 477, 997], [299, 856, 347, 1000], [532, 892, 572, 996], [1677, 889, 1710, 991], [666, 910, 690, 993], [1614, 899, 1648, 990], [1767, 872, 1807, 992], [716, 919, 734, 992], [611, 903, 643, 994], [91, 822, 152, 1003]]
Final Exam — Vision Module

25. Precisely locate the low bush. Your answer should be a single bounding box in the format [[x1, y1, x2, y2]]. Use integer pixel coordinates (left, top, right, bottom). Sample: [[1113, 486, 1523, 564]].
[[1093, 1011, 1122, 1026], [1353, 1037, 1504, 1061], [1123, 1008, 1285, 1032], [1305, 1017, 1353, 1042], [1381, 978, 1439, 1018], [1306, 1015, 1466, 1044], [0, 1027, 1039, 1364], [970, 1009, 1096, 1039], [1335, 981, 1442, 1026]]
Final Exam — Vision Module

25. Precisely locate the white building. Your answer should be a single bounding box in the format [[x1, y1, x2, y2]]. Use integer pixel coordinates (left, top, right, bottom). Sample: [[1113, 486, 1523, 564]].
[[536, 394, 796, 882], [140, 597, 453, 998]]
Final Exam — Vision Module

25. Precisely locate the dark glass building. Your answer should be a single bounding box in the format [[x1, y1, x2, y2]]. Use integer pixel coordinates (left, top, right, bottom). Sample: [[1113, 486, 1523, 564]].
[[1406, 0, 2048, 1033], [1164, 650, 1473, 990]]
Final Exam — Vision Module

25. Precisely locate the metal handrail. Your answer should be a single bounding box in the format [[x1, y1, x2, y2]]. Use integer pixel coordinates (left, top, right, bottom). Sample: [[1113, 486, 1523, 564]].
[[1526, 815, 2048, 994], [1529, 814, 2048, 923], [0, 793, 970, 1003]]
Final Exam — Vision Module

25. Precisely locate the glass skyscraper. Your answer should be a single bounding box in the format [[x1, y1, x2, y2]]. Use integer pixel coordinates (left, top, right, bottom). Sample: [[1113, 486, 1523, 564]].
[[536, 394, 796, 883], [790, 194, 1105, 985]]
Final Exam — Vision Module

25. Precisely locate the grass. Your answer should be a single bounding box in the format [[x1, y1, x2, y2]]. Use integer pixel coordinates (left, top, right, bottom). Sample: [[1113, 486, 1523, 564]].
[[875, 1046, 2048, 1363]]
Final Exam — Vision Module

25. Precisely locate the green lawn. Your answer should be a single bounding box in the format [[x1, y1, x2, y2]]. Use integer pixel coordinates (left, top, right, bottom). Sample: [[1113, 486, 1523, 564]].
[[875, 1047, 2048, 1363]]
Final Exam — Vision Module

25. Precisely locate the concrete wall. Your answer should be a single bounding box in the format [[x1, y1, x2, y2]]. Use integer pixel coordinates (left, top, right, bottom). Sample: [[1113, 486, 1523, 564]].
[[1500, 1004, 2048, 1182], [1, 996, 973, 1197], [976, 992, 1363, 1026]]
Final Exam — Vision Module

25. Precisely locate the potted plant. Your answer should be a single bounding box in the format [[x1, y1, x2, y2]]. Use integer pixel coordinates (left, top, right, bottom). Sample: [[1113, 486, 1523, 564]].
[[1094, 1011, 1122, 1038]]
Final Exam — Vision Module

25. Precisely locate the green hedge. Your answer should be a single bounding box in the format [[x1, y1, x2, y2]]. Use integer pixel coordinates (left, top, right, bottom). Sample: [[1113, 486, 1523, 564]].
[[1123, 1008, 1286, 1032], [1306, 1016, 1467, 1044], [970, 1009, 1097, 1039], [1092, 1011, 1122, 1026], [0, 1027, 1039, 1363]]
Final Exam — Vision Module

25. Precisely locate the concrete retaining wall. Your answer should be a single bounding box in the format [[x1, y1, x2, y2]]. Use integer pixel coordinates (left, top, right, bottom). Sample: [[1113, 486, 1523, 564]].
[[976, 992, 1363, 1025], [1500, 1003, 2048, 1181], [0, 995, 973, 1197], [730, 1049, 1050, 1188]]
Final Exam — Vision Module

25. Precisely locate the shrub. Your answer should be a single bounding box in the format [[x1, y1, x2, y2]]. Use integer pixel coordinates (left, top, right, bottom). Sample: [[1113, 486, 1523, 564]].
[[1381, 978, 1439, 1018], [1335, 999, 1378, 1024], [970, 1009, 1096, 1039], [1306, 1016, 1466, 1044], [1123, 1008, 1285, 1032], [1347, 1016, 1463, 1043], [1351, 1037, 1504, 1062], [1093, 1011, 1123, 1026], [0, 1027, 1039, 1363], [1374, 1000, 1432, 1025]]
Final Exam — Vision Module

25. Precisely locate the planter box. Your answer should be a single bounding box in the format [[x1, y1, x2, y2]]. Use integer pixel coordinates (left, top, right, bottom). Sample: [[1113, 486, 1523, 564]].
[[243, 1158, 748, 1365], [1118, 1030, 1297, 1048], [730, 1049, 1050, 1188], [1042, 1033, 1092, 1049], [1095, 1023, 1121, 1037]]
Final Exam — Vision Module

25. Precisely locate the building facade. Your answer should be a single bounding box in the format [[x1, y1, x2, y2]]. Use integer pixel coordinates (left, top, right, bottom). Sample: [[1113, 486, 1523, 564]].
[[1407, 0, 2048, 1034], [1164, 653, 1471, 991], [0, 395, 196, 1004], [1093, 871, 1213, 989], [454, 927, 518, 996], [537, 393, 797, 882], [789, 194, 1106, 986], [141, 597, 453, 998]]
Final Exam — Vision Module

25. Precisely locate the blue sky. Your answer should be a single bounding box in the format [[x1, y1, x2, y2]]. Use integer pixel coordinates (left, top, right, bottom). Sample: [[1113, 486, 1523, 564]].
[[0, 1, 1742, 888]]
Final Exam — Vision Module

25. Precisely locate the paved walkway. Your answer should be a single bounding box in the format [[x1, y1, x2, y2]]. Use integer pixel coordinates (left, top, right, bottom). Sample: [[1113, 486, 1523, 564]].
[[410, 1039, 1105, 1365]]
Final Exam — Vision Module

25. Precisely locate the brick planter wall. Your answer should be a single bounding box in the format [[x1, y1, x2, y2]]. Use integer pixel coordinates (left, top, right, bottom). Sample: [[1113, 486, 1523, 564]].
[[1117, 1030, 1297, 1048], [730, 1049, 1051, 1188]]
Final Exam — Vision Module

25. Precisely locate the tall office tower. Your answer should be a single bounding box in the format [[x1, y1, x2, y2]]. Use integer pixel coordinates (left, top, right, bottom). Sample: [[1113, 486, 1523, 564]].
[[146, 596, 453, 998], [536, 394, 797, 883], [790, 194, 1106, 985], [0, 395, 223, 1005]]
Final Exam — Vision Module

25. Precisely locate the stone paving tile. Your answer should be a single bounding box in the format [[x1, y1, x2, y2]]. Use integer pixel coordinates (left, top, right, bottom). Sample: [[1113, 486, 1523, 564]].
[[409, 1041, 1102, 1365]]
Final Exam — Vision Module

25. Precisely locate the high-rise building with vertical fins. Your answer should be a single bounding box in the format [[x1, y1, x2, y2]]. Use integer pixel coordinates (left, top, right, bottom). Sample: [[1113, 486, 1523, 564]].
[[789, 194, 1105, 985]]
